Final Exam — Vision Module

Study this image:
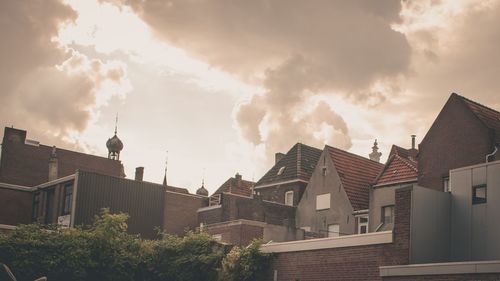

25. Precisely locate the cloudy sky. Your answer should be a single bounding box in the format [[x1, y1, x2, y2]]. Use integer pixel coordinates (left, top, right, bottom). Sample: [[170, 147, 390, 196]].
[[1, 0, 499, 193]]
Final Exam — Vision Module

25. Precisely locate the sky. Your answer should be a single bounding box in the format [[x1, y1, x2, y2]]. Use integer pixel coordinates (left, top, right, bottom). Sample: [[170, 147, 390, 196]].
[[1, 0, 500, 194]]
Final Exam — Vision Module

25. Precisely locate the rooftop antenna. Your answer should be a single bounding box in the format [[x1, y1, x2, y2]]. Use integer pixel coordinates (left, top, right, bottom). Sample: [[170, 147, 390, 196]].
[[163, 151, 168, 186]]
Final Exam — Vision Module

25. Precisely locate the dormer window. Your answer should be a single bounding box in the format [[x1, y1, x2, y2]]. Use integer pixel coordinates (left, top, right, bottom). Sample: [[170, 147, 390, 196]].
[[277, 166, 286, 175]]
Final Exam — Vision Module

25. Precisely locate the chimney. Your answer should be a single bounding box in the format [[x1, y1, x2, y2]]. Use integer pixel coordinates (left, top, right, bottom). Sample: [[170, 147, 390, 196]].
[[235, 172, 242, 181], [409, 135, 418, 159], [135, 167, 144, 181], [275, 152, 285, 164], [48, 146, 58, 181]]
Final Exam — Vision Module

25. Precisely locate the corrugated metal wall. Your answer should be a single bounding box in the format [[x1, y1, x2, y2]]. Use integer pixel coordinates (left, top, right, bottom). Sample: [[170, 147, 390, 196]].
[[74, 171, 165, 239]]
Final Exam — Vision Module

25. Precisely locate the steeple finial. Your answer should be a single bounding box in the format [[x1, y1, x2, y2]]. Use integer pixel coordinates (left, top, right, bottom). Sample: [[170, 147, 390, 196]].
[[114, 113, 118, 135], [369, 139, 382, 162]]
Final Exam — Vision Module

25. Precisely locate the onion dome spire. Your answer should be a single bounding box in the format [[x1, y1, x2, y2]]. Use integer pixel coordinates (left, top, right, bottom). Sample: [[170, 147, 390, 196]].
[[107, 114, 123, 160]]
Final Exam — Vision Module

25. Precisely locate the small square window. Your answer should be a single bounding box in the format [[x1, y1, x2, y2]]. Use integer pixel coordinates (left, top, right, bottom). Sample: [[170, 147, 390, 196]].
[[472, 185, 487, 204]]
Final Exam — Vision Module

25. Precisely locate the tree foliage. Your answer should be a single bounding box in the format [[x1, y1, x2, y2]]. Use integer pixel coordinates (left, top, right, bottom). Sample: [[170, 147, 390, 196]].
[[0, 209, 272, 281]]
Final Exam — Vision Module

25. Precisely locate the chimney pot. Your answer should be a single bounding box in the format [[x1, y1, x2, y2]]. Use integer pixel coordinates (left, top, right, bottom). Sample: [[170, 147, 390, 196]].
[[135, 167, 144, 181], [411, 135, 416, 149]]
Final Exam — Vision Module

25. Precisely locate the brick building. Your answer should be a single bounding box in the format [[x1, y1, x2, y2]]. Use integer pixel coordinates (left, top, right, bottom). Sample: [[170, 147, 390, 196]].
[[369, 140, 418, 232], [253, 143, 322, 206], [0, 127, 204, 238], [418, 93, 500, 191], [296, 145, 384, 237]]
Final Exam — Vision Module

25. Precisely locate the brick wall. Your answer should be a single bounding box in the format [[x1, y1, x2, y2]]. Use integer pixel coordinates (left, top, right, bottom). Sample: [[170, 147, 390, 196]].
[[418, 96, 493, 190], [264, 188, 412, 281], [255, 181, 307, 206], [206, 221, 264, 246], [164, 191, 207, 236], [0, 187, 32, 225], [198, 193, 295, 227], [383, 273, 500, 280]]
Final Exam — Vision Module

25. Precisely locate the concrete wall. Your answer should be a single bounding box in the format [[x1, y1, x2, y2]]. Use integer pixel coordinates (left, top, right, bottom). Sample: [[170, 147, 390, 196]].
[[410, 186, 450, 264], [296, 150, 355, 236], [369, 184, 400, 232], [263, 223, 304, 243], [449, 160, 500, 261]]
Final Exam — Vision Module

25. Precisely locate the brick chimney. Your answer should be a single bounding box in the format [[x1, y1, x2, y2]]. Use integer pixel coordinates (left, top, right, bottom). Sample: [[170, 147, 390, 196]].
[[48, 146, 58, 181], [135, 167, 144, 181], [275, 152, 285, 164]]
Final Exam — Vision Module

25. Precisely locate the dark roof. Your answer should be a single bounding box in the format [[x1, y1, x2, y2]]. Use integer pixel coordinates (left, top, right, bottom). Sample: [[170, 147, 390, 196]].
[[165, 185, 189, 194], [373, 153, 418, 187], [213, 174, 254, 197], [455, 93, 500, 142], [255, 143, 322, 186], [0, 127, 124, 186], [326, 145, 384, 211], [389, 145, 410, 159]]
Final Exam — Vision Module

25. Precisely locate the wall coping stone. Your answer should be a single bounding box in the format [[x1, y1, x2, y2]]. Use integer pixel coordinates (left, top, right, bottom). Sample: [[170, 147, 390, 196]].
[[380, 260, 500, 276]]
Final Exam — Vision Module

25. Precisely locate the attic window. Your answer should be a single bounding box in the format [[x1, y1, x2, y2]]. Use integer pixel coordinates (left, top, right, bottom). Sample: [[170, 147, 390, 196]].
[[277, 166, 286, 175]]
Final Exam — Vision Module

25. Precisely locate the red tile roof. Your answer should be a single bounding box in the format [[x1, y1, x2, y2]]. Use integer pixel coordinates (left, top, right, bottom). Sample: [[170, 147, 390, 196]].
[[456, 93, 500, 142], [326, 146, 384, 211], [373, 154, 418, 188], [213, 174, 255, 197], [256, 143, 322, 186]]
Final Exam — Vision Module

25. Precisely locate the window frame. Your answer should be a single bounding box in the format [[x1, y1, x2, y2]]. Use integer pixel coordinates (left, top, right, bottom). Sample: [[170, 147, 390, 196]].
[[381, 205, 395, 224], [62, 183, 74, 215], [32, 192, 40, 221], [357, 215, 369, 234], [472, 184, 487, 205], [284, 190, 294, 206], [316, 193, 331, 210]]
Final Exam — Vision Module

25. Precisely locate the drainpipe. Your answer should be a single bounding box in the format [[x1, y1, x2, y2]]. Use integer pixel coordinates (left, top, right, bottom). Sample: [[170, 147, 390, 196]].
[[486, 143, 500, 162]]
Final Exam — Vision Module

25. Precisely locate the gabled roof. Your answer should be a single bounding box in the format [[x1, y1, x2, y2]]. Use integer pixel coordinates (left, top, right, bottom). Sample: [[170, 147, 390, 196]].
[[213, 174, 254, 197], [326, 145, 384, 211], [373, 153, 418, 188], [455, 93, 500, 142], [255, 143, 322, 187]]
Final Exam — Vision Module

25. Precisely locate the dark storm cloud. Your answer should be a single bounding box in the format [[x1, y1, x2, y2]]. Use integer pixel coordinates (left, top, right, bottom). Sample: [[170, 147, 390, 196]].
[[104, 0, 411, 154], [0, 0, 128, 148]]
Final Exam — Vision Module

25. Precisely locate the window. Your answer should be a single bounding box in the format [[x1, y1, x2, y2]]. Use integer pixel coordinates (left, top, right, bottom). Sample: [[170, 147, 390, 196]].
[[316, 193, 330, 210], [328, 224, 340, 237], [277, 166, 286, 175], [45, 188, 55, 224], [472, 184, 487, 204], [62, 183, 73, 215], [285, 191, 294, 206], [443, 177, 450, 192], [32, 192, 40, 220], [357, 216, 369, 234], [382, 205, 394, 224], [322, 166, 327, 176]]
